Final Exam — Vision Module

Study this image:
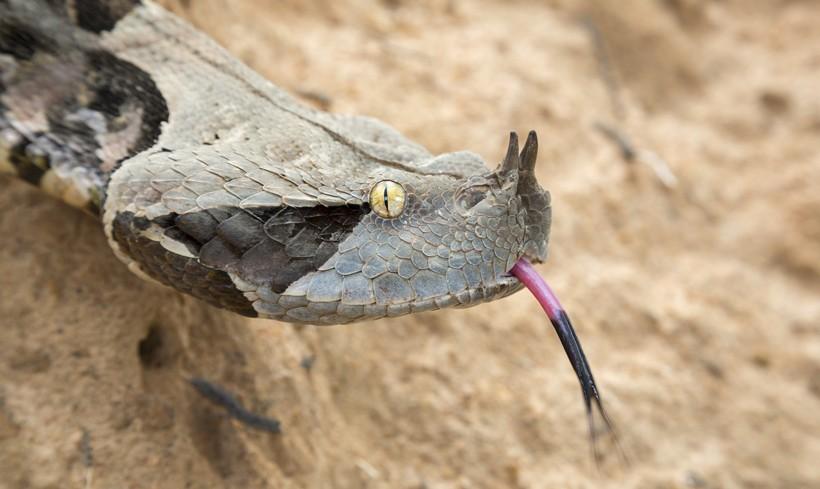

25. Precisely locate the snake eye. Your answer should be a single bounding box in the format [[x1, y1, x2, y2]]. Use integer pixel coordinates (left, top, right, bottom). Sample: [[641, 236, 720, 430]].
[[369, 180, 406, 219]]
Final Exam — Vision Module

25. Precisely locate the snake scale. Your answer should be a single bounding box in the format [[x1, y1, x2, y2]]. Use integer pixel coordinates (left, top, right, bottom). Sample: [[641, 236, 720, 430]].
[[0, 0, 552, 325]]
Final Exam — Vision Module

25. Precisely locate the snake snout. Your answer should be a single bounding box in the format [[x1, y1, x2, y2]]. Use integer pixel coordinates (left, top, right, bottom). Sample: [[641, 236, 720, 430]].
[[495, 130, 552, 263]]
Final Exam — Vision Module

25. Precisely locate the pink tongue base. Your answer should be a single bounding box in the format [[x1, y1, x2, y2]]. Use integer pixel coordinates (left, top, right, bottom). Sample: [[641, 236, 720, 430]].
[[509, 259, 564, 321], [510, 258, 620, 462]]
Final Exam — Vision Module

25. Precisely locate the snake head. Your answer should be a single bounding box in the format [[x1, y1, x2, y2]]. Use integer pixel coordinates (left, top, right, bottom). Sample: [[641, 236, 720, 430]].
[[274, 130, 552, 323], [106, 127, 551, 324]]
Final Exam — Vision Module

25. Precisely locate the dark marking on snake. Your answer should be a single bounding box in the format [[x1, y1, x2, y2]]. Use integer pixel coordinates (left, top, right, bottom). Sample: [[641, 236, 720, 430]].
[[111, 205, 367, 314], [0, 79, 44, 187], [189, 377, 281, 434], [172, 205, 369, 294], [111, 211, 258, 316], [0, 1, 168, 207], [2, 131, 47, 186], [74, 0, 142, 33], [0, 21, 46, 60], [85, 49, 170, 161]]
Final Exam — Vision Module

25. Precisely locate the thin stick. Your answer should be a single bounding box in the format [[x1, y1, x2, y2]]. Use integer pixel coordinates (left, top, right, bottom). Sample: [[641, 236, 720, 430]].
[[189, 378, 281, 434]]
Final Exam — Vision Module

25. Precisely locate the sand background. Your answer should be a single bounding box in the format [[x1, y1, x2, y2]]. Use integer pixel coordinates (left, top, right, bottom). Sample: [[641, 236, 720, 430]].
[[1, 0, 819, 487]]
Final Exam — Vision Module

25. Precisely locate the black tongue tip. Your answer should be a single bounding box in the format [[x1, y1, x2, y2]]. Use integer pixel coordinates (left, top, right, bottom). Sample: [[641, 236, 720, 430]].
[[550, 310, 626, 467]]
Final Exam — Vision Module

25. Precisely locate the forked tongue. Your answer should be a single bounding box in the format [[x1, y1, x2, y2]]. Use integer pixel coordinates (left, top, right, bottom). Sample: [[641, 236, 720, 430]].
[[510, 258, 623, 464]]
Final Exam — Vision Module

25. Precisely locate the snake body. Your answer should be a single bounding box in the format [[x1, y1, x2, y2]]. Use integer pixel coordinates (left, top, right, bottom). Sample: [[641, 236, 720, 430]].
[[0, 0, 551, 324]]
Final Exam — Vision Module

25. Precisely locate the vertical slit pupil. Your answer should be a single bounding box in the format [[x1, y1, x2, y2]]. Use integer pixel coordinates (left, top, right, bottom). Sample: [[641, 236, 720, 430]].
[[383, 185, 390, 213]]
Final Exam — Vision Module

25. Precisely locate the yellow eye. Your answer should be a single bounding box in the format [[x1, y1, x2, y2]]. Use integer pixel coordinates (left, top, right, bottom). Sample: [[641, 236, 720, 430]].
[[369, 180, 406, 219]]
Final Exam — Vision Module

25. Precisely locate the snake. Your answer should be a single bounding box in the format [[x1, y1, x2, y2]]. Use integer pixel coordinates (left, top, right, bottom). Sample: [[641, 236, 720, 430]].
[[1, 0, 617, 447]]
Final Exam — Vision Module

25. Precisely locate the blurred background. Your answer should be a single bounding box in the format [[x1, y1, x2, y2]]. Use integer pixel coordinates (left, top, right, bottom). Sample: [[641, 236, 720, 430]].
[[1, 0, 818, 487]]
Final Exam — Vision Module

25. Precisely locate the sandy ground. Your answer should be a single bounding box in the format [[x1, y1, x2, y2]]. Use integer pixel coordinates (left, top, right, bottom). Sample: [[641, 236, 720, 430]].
[[2, 0, 819, 487]]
